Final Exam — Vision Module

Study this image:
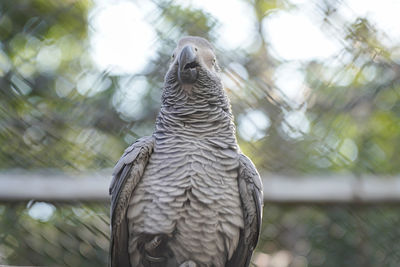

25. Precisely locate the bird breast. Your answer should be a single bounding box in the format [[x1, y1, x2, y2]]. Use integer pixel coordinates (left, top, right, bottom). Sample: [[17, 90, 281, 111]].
[[127, 134, 244, 266]]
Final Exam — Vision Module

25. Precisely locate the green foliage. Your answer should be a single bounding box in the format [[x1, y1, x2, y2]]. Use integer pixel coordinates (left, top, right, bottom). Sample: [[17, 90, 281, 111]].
[[1, 0, 400, 266], [260, 204, 400, 267], [0, 203, 109, 266]]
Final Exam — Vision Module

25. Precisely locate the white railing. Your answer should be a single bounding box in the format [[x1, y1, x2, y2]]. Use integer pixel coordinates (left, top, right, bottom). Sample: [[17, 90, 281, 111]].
[[1, 170, 400, 203]]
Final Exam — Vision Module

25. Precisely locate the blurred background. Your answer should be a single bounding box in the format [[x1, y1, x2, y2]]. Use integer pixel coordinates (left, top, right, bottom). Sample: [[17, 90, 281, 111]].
[[1, 0, 400, 266]]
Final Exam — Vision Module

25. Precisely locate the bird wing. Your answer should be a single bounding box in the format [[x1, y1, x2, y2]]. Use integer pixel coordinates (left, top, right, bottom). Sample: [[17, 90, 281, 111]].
[[109, 136, 155, 267], [226, 154, 263, 267]]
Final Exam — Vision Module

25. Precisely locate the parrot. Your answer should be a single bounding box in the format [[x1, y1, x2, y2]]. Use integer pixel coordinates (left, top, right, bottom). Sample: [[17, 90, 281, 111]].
[[109, 36, 263, 267]]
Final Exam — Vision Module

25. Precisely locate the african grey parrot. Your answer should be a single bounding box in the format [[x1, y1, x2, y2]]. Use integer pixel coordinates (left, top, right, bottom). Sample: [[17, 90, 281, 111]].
[[110, 36, 263, 267]]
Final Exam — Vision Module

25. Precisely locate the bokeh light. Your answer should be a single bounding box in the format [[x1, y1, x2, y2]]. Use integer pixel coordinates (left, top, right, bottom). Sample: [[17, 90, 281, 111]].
[[1, 0, 400, 266]]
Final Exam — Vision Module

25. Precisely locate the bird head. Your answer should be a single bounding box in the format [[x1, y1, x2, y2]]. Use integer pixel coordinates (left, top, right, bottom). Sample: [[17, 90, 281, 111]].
[[168, 36, 221, 85], [162, 37, 229, 111]]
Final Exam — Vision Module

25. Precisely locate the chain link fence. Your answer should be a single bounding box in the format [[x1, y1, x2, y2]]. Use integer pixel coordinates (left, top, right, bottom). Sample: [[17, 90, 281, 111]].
[[1, 0, 400, 266], [2, 203, 400, 267]]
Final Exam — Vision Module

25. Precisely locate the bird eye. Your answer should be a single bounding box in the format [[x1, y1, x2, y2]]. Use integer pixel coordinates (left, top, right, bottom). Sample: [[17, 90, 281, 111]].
[[212, 58, 216, 65], [171, 54, 175, 59]]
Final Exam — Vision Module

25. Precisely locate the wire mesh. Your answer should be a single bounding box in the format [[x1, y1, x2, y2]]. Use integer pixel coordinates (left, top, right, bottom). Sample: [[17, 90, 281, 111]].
[[2, 203, 400, 266], [1, 0, 400, 266]]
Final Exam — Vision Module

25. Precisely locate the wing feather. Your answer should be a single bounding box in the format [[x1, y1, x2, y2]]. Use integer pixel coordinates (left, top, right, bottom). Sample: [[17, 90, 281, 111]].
[[226, 154, 263, 267], [109, 136, 155, 267]]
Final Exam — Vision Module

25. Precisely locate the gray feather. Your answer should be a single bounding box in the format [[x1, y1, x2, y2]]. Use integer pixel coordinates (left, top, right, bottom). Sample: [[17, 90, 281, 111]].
[[109, 136, 155, 267], [226, 154, 263, 267]]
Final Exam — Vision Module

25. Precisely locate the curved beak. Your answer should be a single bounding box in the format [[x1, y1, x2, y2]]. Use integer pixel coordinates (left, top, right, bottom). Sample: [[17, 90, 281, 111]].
[[178, 45, 198, 84]]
